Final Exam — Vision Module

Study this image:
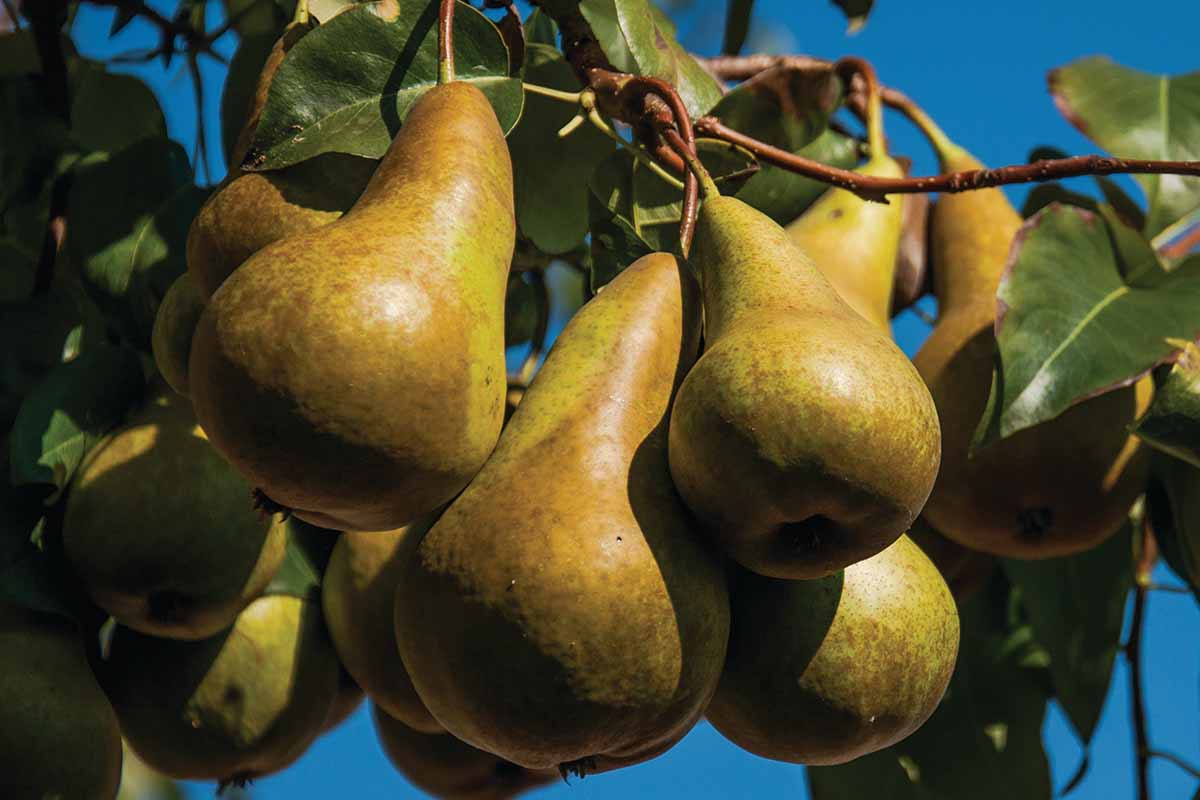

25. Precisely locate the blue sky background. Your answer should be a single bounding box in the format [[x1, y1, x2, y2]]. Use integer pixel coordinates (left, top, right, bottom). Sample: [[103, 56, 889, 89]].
[[62, 1, 1200, 797]]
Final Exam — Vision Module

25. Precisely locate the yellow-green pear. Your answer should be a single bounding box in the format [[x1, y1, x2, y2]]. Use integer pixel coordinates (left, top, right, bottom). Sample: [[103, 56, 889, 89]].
[[707, 535, 959, 764], [151, 272, 205, 395], [64, 391, 287, 640], [669, 195, 941, 580], [396, 253, 730, 773], [190, 81, 515, 532]]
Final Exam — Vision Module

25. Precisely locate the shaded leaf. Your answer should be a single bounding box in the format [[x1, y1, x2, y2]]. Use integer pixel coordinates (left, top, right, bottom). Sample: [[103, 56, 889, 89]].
[[524, 8, 559, 46], [578, 0, 724, 117], [0, 539, 82, 621], [1145, 455, 1200, 602], [264, 519, 336, 601], [504, 272, 541, 348], [975, 204, 1200, 446], [631, 138, 757, 230], [69, 61, 166, 154], [587, 149, 653, 292], [831, 0, 874, 32], [9, 345, 143, 491], [707, 63, 843, 152], [222, 0, 291, 36], [1132, 342, 1200, 467], [1021, 182, 1098, 218], [735, 128, 860, 224], [508, 44, 613, 255], [1002, 524, 1133, 743], [722, 0, 754, 55], [1049, 57, 1200, 236], [247, 1, 523, 169], [0, 236, 36, 302]]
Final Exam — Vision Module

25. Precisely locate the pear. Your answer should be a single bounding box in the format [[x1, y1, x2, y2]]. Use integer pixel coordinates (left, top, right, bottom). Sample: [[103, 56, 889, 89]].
[[785, 152, 906, 330], [907, 515, 995, 600], [321, 667, 365, 734], [395, 253, 730, 773], [373, 705, 556, 800], [669, 196, 941, 580], [0, 605, 123, 800], [707, 535, 959, 765], [323, 519, 443, 733], [190, 81, 515, 532], [187, 20, 376, 299], [64, 391, 287, 640], [101, 594, 340, 783], [913, 133, 1150, 558], [151, 272, 205, 395]]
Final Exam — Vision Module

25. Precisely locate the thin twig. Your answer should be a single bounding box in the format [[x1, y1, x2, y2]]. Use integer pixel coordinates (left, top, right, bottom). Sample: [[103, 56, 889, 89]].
[[438, 0, 456, 84], [1128, 520, 1156, 800], [1147, 750, 1200, 780], [524, 83, 582, 103], [1146, 583, 1192, 595]]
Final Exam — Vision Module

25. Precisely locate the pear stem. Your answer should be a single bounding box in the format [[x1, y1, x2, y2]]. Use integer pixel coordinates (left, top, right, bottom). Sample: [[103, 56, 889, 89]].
[[523, 83, 583, 103], [836, 57, 885, 162], [292, 0, 308, 25], [586, 108, 686, 190], [664, 128, 719, 200], [438, 0, 456, 84], [880, 87, 963, 166]]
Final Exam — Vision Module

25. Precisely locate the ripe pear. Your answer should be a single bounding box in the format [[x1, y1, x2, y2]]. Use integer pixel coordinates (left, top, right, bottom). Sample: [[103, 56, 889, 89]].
[[707, 535, 959, 765], [190, 82, 515, 532], [373, 705, 556, 800], [64, 391, 287, 640], [187, 21, 376, 298], [0, 605, 123, 799], [102, 594, 340, 783], [669, 196, 941, 580], [395, 253, 730, 773], [785, 151, 906, 330], [913, 137, 1150, 558], [151, 272, 205, 395], [321, 667, 365, 734], [323, 519, 443, 733]]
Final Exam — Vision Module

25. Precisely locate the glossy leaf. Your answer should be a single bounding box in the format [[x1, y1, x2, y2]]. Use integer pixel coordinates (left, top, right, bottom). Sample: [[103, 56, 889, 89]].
[[247, 1, 523, 169], [1132, 342, 1200, 468], [8, 344, 143, 492], [831, 0, 874, 32], [508, 44, 613, 255], [722, 0, 754, 55], [1146, 455, 1200, 601], [578, 0, 724, 117], [707, 64, 843, 152], [974, 204, 1200, 446], [1049, 57, 1200, 236], [1002, 524, 1133, 743], [734, 128, 860, 224]]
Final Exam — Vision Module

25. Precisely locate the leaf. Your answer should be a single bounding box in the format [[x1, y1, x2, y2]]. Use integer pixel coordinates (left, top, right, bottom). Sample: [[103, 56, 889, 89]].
[[722, 0, 754, 55], [1145, 455, 1200, 601], [1002, 523, 1133, 743], [0, 236, 36, 302], [69, 61, 166, 154], [587, 149, 653, 292], [264, 519, 337, 601], [630, 139, 757, 230], [578, 0, 724, 118], [706, 63, 843, 152], [974, 204, 1200, 446], [222, 0, 290, 36], [524, 8, 559, 46], [734, 128, 860, 224], [9, 345, 143, 492], [66, 139, 209, 349], [246, 1, 523, 169], [508, 44, 613, 255], [1020, 182, 1099, 218], [831, 0, 874, 32], [1131, 342, 1200, 467], [1049, 57, 1200, 236]]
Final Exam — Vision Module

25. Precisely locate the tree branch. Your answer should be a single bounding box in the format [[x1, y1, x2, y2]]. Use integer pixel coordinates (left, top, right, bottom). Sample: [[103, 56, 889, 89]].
[[1128, 520, 1157, 800]]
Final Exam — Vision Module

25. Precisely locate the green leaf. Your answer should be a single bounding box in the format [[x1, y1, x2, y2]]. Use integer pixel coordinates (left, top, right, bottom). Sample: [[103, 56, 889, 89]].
[[246, 1, 523, 169], [587, 148, 652, 291], [1131, 342, 1200, 467], [1002, 524, 1133, 743], [9, 345, 143, 491], [808, 749, 924, 799], [264, 519, 338, 601], [0, 76, 73, 254], [1146, 455, 1200, 602], [1049, 57, 1200, 237], [508, 44, 613, 255], [631, 139, 756, 229], [831, 0, 874, 32], [524, 8, 559, 46], [578, 0, 724, 118], [66, 139, 208, 349], [722, 0, 754, 55], [0, 237, 37, 302], [974, 204, 1200, 445], [1020, 182, 1099, 218], [69, 62, 166, 154], [734, 128, 860, 224], [222, 0, 291, 36], [707, 63, 843, 153]]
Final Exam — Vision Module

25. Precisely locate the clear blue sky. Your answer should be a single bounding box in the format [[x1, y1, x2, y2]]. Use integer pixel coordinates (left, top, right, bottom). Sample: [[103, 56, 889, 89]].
[[66, 1, 1200, 798]]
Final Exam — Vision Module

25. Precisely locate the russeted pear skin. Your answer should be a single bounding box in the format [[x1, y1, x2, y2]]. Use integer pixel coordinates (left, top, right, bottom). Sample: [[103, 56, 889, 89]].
[[707, 535, 959, 765], [669, 196, 941, 580], [186, 20, 375, 298], [373, 706, 556, 800], [914, 145, 1150, 558], [395, 253, 730, 772], [190, 81, 515, 532], [102, 594, 340, 783], [785, 153, 906, 330], [63, 391, 287, 640], [151, 272, 206, 395], [0, 605, 123, 800], [323, 519, 443, 733]]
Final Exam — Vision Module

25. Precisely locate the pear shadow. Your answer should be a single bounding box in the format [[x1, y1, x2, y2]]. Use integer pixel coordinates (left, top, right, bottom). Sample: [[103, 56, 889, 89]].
[[259, 152, 376, 214]]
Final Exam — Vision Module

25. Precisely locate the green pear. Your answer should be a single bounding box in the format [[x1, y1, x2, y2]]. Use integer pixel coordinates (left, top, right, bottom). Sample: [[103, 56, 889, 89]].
[[187, 20, 376, 299], [785, 152, 906, 330], [395, 253, 730, 773], [64, 391, 287, 640], [323, 519, 443, 733], [151, 272, 205, 396], [0, 605, 123, 800], [707, 535, 959, 765], [669, 196, 941, 580], [913, 133, 1149, 558], [373, 705, 556, 800], [102, 594, 340, 784], [190, 81, 514, 532]]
